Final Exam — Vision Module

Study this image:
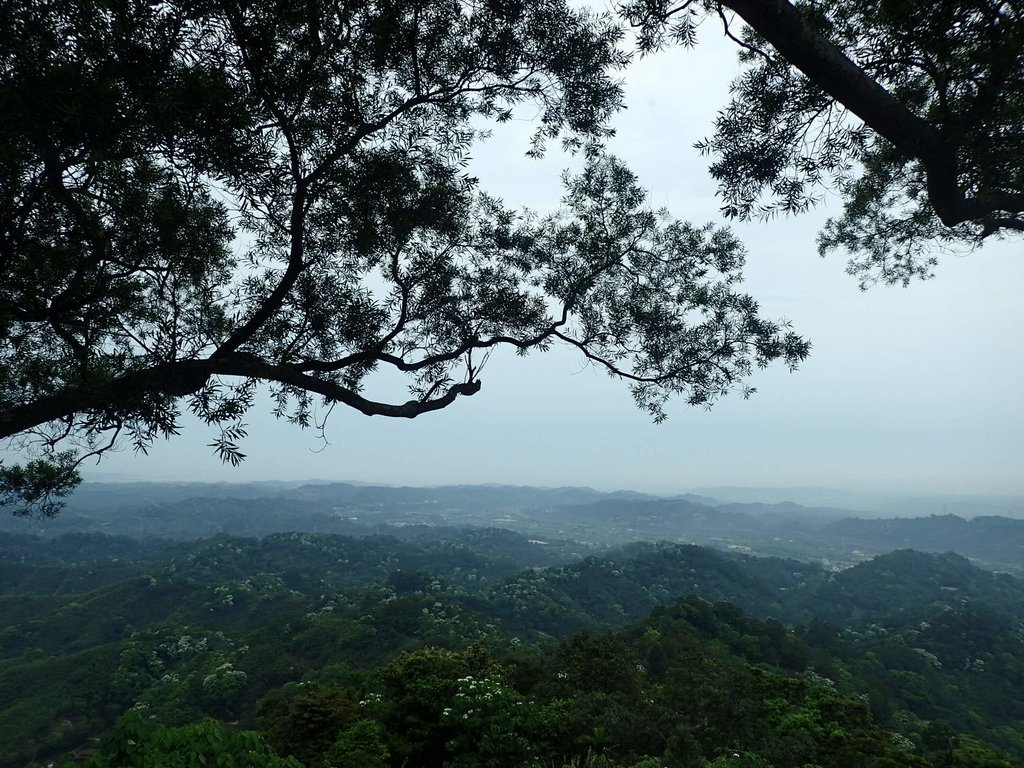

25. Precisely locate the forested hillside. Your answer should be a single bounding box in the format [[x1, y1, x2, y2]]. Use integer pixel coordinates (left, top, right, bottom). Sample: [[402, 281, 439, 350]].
[[5, 483, 1023, 575], [2, 526, 1022, 768]]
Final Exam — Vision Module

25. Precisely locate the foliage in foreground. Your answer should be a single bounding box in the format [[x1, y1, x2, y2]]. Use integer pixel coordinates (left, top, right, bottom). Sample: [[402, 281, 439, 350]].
[[81, 711, 300, 768], [1, 0, 811, 514]]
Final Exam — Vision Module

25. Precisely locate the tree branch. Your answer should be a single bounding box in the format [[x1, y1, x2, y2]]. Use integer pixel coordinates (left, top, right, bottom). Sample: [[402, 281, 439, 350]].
[[718, 0, 1024, 227], [0, 355, 484, 440]]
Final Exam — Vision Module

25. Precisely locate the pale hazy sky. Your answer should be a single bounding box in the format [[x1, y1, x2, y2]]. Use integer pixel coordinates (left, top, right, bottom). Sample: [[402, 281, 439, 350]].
[[73, 26, 1024, 495]]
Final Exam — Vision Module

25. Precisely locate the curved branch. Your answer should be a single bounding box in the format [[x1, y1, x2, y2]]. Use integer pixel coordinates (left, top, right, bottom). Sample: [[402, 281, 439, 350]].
[[0, 355, 483, 440], [718, 0, 1024, 227], [213, 187, 308, 358], [551, 330, 738, 385]]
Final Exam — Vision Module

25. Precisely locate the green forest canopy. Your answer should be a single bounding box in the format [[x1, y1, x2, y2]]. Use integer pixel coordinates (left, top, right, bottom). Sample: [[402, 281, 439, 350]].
[[3, 528, 1023, 768]]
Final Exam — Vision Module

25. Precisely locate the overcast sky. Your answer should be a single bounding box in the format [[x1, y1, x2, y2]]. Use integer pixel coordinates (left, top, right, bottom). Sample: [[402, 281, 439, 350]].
[[80, 25, 1024, 496]]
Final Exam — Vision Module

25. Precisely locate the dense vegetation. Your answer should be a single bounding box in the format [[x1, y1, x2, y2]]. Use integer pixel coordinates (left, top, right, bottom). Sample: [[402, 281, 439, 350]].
[[2, 521, 1022, 768]]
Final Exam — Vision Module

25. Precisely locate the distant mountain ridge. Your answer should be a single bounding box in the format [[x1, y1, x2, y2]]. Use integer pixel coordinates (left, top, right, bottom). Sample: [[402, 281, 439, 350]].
[[2, 481, 1022, 575], [696, 486, 1024, 518]]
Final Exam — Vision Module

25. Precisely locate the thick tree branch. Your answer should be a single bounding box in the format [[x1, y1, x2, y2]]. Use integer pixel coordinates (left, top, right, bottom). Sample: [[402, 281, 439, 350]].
[[0, 355, 483, 440], [718, 0, 1024, 228], [212, 185, 308, 358]]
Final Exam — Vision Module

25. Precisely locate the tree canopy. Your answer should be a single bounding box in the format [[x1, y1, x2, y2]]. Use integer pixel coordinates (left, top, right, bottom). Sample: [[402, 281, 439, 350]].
[[4, 0, 1020, 515], [0, 0, 811, 515], [628, 0, 1024, 285]]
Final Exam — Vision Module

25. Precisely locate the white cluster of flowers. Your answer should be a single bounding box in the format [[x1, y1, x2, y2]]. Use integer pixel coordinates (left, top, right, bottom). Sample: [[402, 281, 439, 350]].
[[440, 674, 524, 724], [159, 634, 209, 659], [419, 601, 463, 628], [963, 657, 985, 673], [306, 597, 338, 620], [801, 669, 837, 689], [358, 692, 383, 707], [890, 732, 916, 752], [911, 647, 942, 669], [202, 661, 247, 690]]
